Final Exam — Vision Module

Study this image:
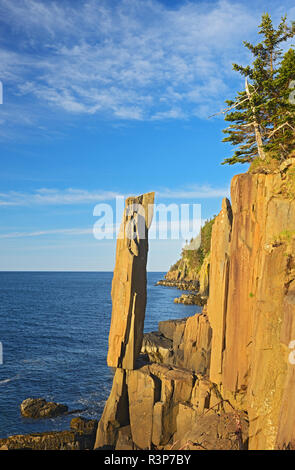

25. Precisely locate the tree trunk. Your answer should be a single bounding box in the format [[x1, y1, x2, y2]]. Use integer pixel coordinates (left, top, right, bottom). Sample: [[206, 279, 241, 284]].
[[245, 78, 266, 161]]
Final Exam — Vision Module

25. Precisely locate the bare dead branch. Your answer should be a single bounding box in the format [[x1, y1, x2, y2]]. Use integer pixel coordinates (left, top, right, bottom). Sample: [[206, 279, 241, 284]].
[[208, 96, 250, 118], [267, 122, 295, 138]]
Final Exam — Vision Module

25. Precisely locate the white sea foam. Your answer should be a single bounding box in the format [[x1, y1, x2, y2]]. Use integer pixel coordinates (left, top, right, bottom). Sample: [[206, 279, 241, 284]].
[[0, 375, 19, 385]]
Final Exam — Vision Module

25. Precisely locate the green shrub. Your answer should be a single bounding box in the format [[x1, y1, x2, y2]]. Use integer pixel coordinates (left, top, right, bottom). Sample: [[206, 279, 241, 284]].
[[181, 216, 216, 274]]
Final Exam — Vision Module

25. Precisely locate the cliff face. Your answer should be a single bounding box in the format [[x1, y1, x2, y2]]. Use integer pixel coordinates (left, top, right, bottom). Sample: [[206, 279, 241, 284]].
[[206, 197, 232, 388], [165, 255, 199, 282], [96, 164, 295, 451], [207, 170, 295, 450], [165, 218, 215, 285]]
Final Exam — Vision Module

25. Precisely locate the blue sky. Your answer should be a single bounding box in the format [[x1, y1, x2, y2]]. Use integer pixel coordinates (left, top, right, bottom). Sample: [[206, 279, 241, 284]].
[[0, 0, 294, 271]]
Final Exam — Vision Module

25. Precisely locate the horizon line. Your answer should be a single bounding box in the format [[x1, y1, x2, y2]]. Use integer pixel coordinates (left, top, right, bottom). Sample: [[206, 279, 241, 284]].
[[0, 270, 167, 273]]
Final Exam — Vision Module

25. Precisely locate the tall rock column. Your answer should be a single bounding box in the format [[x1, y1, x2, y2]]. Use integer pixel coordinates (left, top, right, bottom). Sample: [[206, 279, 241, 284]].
[[206, 197, 232, 387], [95, 192, 155, 450], [107, 192, 155, 370]]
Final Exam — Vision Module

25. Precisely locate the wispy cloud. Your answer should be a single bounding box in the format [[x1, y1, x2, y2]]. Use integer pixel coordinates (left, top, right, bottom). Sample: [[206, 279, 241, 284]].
[[0, 182, 228, 240], [0, 227, 94, 239], [156, 185, 230, 199], [0, 219, 206, 241], [0, 183, 229, 207], [0, 188, 122, 206], [0, 0, 269, 130]]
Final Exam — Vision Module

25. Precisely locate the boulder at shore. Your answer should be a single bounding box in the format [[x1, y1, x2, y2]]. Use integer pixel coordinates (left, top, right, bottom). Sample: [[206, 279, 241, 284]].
[[20, 398, 68, 419]]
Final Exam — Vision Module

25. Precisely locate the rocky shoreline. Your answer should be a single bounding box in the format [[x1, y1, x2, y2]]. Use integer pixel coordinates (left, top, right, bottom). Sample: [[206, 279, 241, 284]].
[[95, 311, 249, 450], [0, 416, 98, 450], [156, 279, 207, 306], [0, 398, 98, 450], [174, 293, 207, 306], [156, 279, 199, 291]]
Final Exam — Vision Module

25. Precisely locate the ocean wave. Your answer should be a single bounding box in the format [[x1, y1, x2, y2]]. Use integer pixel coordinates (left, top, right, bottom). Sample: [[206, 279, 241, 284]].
[[22, 358, 43, 364], [0, 375, 19, 385]]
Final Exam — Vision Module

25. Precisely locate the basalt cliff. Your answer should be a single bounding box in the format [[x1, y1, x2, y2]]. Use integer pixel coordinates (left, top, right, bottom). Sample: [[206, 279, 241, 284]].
[[163, 217, 214, 295], [96, 162, 295, 451], [2, 165, 295, 451]]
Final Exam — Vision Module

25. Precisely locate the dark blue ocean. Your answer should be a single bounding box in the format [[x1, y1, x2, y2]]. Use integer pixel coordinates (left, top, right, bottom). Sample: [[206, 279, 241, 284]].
[[0, 272, 200, 439]]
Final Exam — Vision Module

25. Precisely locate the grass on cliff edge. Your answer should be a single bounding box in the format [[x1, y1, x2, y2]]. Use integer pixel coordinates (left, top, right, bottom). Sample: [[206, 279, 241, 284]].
[[248, 155, 280, 174], [249, 153, 295, 200]]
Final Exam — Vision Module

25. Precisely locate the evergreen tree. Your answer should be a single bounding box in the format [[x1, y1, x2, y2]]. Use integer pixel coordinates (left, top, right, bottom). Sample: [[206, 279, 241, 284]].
[[268, 48, 295, 158], [221, 14, 295, 165]]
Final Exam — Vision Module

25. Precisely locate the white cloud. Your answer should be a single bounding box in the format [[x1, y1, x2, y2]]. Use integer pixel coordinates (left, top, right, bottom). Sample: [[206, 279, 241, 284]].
[[0, 0, 268, 127], [0, 188, 122, 206], [156, 185, 230, 199], [0, 183, 229, 207], [0, 218, 206, 241], [151, 107, 187, 121], [0, 227, 94, 239]]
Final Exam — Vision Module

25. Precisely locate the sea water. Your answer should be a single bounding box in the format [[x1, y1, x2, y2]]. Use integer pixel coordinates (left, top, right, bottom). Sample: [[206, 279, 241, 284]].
[[0, 271, 200, 438]]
